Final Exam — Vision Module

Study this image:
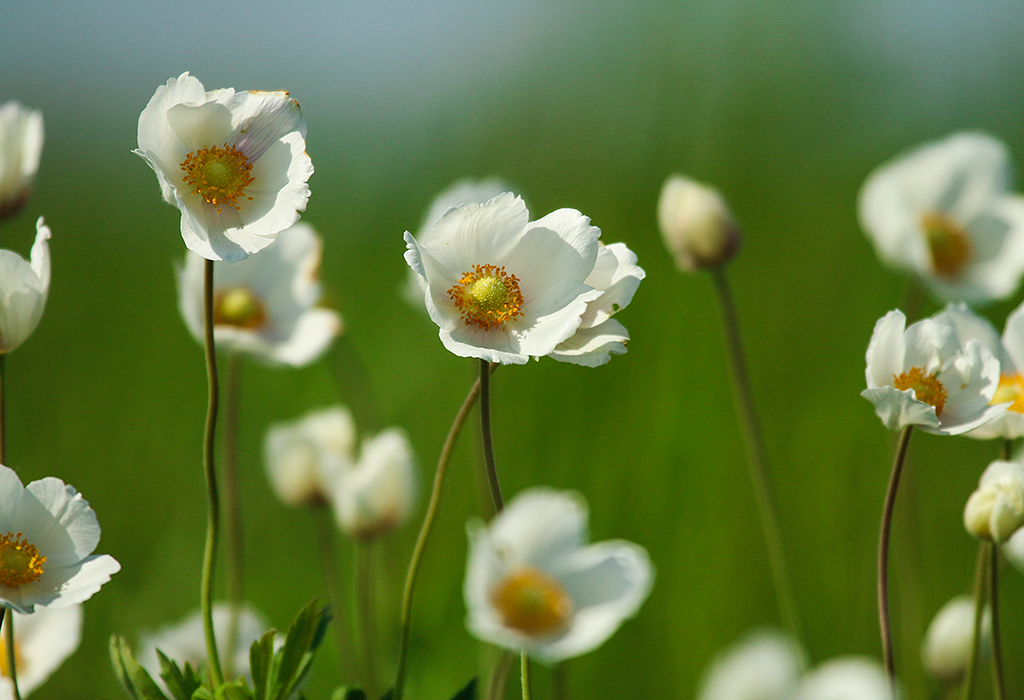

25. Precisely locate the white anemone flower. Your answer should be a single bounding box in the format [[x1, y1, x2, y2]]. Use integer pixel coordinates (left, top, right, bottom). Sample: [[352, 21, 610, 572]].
[[793, 657, 896, 700], [696, 629, 805, 700], [464, 488, 653, 663], [858, 132, 1024, 304], [404, 193, 605, 365], [1004, 525, 1024, 573], [0, 465, 119, 614], [922, 595, 990, 684], [0, 604, 82, 699], [332, 429, 417, 540], [963, 459, 1024, 543], [861, 309, 1004, 434], [136, 72, 314, 262], [264, 405, 356, 508], [0, 218, 50, 355], [0, 102, 43, 221], [178, 222, 341, 366]]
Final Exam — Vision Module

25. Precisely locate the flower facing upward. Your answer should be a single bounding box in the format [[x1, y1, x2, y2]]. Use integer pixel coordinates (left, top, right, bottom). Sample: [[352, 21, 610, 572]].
[[0, 604, 82, 699], [0, 465, 119, 614], [136, 72, 313, 262], [858, 132, 1024, 304], [963, 459, 1024, 543], [0, 219, 50, 355], [264, 405, 356, 508], [178, 222, 341, 366], [0, 102, 43, 221], [331, 429, 418, 540], [463, 488, 653, 663], [862, 309, 1004, 434]]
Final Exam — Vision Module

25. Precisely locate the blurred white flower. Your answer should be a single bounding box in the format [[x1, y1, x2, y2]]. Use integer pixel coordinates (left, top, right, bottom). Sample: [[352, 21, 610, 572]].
[[696, 629, 804, 700], [862, 309, 1004, 434], [793, 657, 896, 700], [463, 488, 653, 663], [136, 72, 314, 262], [964, 459, 1024, 543], [178, 222, 341, 366], [264, 405, 357, 508], [1004, 525, 1024, 573], [657, 175, 741, 271], [858, 132, 1024, 305], [0, 604, 82, 699], [0, 102, 43, 221], [332, 428, 418, 540], [922, 595, 989, 684], [0, 464, 119, 614], [0, 218, 50, 355]]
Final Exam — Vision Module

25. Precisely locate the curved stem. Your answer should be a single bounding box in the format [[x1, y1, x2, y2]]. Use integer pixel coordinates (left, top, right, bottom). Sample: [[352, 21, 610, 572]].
[[479, 358, 504, 513], [878, 424, 913, 693], [222, 352, 243, 678], [960, 544, 989, 700], [989, 542, 1005, 700], [520, 654, 532, 700], [356, 539, 379, 698], [2, 609, 20, 700]]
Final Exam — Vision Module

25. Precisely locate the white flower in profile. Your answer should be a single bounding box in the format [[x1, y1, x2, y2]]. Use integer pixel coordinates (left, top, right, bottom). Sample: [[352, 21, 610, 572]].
[[657, 175, 741, 272], [793, 657, 896, 700], [178, 222, 341, 366], [858, 132, 1024, 304], [1004, 525, 1024, 574], [136, 72, 314, 262], [0, 218, 50, 355], [922, 595, 990, 684], [463, 488, 653, 663], [963, 459, 1024, 543], [0, 102, 43, 221], [696, 629, 805, 700], [861, 309, 1004, 434], [264, 405, 356, 508], [332, 429, 417, 540], [404, 193, 604, 365], [0, 465, 119, 614], [0, 604, 82, 699]]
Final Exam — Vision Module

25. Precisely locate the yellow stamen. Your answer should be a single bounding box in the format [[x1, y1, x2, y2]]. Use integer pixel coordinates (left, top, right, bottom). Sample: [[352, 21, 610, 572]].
[[213, 287, 267, 330], [491, 566, 573, 636], [448, 264, 524, 330], [992, 374, 1024, 413], [181, 143, 255, 212], [921, 211, 971, 279], [893, 367, 948, 416], [0, 532, 45, 588]]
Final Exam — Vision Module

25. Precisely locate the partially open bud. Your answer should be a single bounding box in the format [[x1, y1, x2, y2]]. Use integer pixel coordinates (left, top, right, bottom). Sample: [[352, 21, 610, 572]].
[[963, 460, 1024, 542], [922, 595, 990, 684], [0, 102, 43, 222], [332, 429, 417, 540], [658, 175, 741, 271]]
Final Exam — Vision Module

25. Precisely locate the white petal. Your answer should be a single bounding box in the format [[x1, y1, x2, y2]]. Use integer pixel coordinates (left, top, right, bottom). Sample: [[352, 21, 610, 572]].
[[794, 657, 897, 700], [24, 477, 100, 564], [12, 604, 83, 695], [697, 630, 805, 700], [864, 311, 907, 390], [861, 387, 940, 432], [550, 318, 629, 367], [39, 554, 121, 609], [0, 220, 50, 354]]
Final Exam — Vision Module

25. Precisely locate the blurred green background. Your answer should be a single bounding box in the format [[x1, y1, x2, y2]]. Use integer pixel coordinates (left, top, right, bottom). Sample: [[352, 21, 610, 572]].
[[3, 0, 1024, 697]]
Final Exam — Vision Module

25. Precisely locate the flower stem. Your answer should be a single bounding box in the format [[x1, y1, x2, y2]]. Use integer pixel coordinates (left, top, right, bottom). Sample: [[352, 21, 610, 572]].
[[2, 608, 21, 700], [222, 352, 243, 679], [553, 663, 567, 700], [960, 543, 989, 700], [356, 539, 379, 698], [710, 268, 801, 640], [201, 259, 224, 688], [312, 507, 350, 678], [479, 358, 504, 513], [878, 424, 913, 694], [392, 368, 492, 700], [521, 654, 532, 700], [989, 542, 1005, 700], [487, 652, 514, 700]]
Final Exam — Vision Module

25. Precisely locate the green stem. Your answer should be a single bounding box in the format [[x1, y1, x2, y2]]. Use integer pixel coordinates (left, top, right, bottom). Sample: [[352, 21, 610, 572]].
[[356, 539, 379, 698], [312, 507, 350, 678], [878, 424, 913, 694], [710, 268, 801, 640], [553, 663, 567, 700], [2, 608, 21, 700], [960, 544, 989, 700], [520, 654, 532, 700], [222, 352, 243, 679], [479, 359, 504, 513], [487, 652, 514, 700], [1002, 439, 1013, 461], [989, 542, 1005, 700]]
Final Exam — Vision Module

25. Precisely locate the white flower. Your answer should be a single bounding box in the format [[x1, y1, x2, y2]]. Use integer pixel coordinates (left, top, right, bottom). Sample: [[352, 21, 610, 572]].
[[0, 604, 82, 699], [404, 193, 605, 365], [178, 222, 341, 366], [0, 103, 43, 221], [264, 405, 357, 508], [858, 132, 1024, 304], [657, 175, 741, 271], [332, 429, 417, 540], [136, 72, 314, 262], [463, 488, 653, 663], [793, 657, 896, 700], [1004, 525, 1024, 573], [963, 459, 1024, 542], [0, 218, 50, 355], [696, 629, 805, 700], [922, 595, 990, 684], [861, 309, 1004, 434], [0, 465, 119, 614]]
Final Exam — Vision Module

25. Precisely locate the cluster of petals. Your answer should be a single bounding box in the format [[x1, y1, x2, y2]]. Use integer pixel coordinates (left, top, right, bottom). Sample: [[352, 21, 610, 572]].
[[463, 488, 653, 663], [862, 309, 1004, 435], [0, 102, 44, 221], [922, 595, 989, 684], [0, 218, 50, 354], [0, 603, 82, 699], [963, 459, 1024, 543], [404, 192, 643, 365], [136, 72, 313, 262], [178, 222, 341, 366], [858, 132, 1024, 305]]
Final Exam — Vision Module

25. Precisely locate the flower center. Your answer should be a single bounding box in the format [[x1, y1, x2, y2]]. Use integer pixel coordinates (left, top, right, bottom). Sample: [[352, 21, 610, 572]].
[[180, 143, 255, 212], [448, 264, 524, 330], [921, 211, 971, 279], [213, 287, 267, 329], [0, 532, 45, 588], [992, 374, 1024, 413], [491, 566, 573, 637], [893, 367, 947, 416]]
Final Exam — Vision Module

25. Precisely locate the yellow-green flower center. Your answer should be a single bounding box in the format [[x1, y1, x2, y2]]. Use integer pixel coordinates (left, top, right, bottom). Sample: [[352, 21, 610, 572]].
[[181, 143, 255, 212], [921, 211, 971, 279], [213, 287, 267, 329], [491, 566, 573, 636], [0, 532, 45, 588], [448, 264, 525, 330], [992, 374, 1024, 413], [893, 366, 948, 416]]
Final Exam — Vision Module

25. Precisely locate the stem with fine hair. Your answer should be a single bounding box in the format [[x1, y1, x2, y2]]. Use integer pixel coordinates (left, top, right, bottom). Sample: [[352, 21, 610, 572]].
[[222, 352, 243, 678], [989, 542, 1005, 700], [520, 654, 532, 700], [201, 259, 224, 687], [878, 424, 913, 694], [356, 539, 379, 698], [960, 544, 989, 700], [2, 608, 21, 700], [479, 358, 504, 512], [710, 268, 801, 640]]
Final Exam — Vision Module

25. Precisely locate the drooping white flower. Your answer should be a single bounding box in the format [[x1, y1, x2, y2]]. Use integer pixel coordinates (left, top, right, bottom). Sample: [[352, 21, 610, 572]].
[[793, 657, 896, 700], [0, 103, 43, 221], [696, 629, 805, 700], [0, 218, 50, 355], [861, 309, 1004, 434], [264, 405, 357, 508], [922, 595, 990, 684], [404, 193, 605, 365], [858, 132, 1024, 304], [0, 604, 82, 699], [332, 429, 417, 540], [0, 465, 119, 614], [463, 488, 653, 663], [136, 72, 314, 262], [963, 459, 1024, 543], [657, 175, 741, 272], [178, 222, 341, 366]]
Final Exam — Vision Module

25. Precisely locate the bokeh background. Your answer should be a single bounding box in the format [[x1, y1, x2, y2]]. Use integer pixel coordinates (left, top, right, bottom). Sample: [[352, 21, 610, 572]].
[[3, 0, 1024, 697]]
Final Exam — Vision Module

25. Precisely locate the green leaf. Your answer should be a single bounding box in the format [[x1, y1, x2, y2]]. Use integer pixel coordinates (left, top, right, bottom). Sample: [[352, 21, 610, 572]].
[[192, 685, 215, 700], [215, 679, 254, 700], [268, 600, 332, 700], [156, 650, 204, 700], [249, 630, 277, 700], [109, 635, 170, 700], [449, 678, 477, 700]]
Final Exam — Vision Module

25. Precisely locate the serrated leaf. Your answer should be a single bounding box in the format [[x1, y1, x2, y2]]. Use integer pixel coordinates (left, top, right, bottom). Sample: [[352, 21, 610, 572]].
[[192, 685, 215, 700], [157, 650, 204, 700], [269, 600, 332, 700], [249, 630, 277, 700], [109, 635, 170, 700], [215, 679, 254, 700], [449, 678, 477, 700]]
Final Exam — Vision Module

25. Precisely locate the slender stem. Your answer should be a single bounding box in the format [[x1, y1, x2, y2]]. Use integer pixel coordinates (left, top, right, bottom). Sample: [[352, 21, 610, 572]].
[[520, 654, 532, 700], [989, 542, 1005, 700], [878, 424, 913, 693], [960, 544, 989, 700], [710, 268, 800, 640], [312, 507, 350, 677], [222, 352, 243, 679], [487, 652, 514, 700], [1002, 439, 1013, 461], [553, 663, 567, 700], [2, 609, 20, 700], [201, 259, 224, 687], [392, 368, 492, 700], [479, 359, 504, 513], [356, 539, 379, 698]]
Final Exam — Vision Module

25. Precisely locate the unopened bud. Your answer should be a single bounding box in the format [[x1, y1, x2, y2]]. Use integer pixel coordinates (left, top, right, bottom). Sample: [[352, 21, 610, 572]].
[[963, 460, 1024, 543], [658, 175, 741, 271], [922, 595, 990, 684]]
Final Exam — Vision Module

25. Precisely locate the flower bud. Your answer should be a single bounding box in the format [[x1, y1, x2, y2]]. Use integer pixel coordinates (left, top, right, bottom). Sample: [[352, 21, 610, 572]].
[[264, 406, 356, 508], [963, 460, 1024, 542], [333, 429, 417, 540], [658, 175, 741, 271], [0, 102, 43, 222], [922, 595, 990, 684]]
